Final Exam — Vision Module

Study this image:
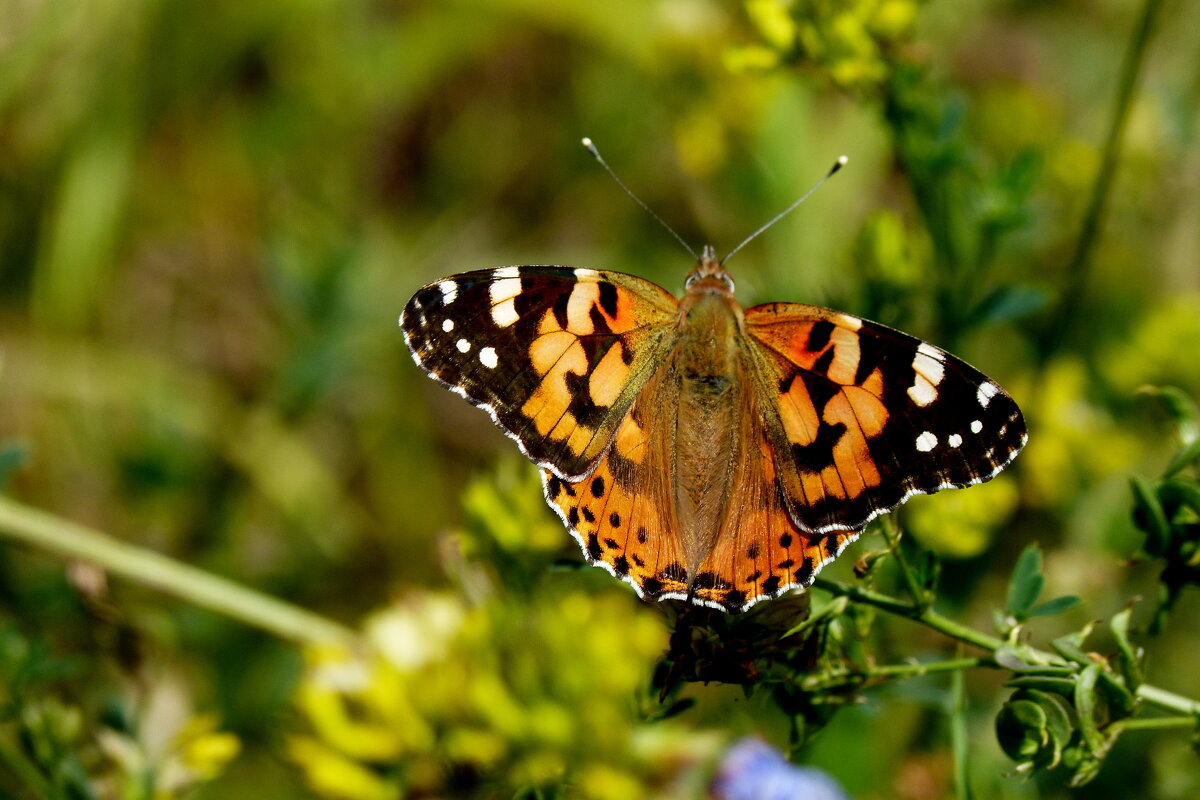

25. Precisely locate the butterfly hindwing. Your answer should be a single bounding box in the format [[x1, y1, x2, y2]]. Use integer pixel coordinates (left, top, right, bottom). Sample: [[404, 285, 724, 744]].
[[542, 348, 861, 612], [744, 302, 1027, 533], [542, 392, 692, 604], [402, 267, 678, 480], [687, 375, 861, 610]]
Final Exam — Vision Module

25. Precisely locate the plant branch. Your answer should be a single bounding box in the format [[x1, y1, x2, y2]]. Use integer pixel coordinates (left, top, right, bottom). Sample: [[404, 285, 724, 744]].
[[800, 657, 993, 691], [879, 516, 929, 610], [812, 576, 1200, 719], [1109, 716, 1199, 734], [1042, 0, 1164, 358], [0, 496, 359, 648], [813, 576, 1003, 652]]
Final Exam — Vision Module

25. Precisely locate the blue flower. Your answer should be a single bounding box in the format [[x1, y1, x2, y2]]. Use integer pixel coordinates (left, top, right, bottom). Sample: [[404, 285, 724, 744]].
[[713, 738, 851, 800]]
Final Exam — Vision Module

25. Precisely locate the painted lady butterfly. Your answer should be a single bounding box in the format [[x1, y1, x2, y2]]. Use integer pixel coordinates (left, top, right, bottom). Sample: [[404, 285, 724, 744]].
[[401, 247, 1026, 611]]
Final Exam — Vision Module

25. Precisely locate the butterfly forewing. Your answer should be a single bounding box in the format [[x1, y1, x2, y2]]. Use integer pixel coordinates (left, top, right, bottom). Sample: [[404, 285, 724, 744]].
[[402, 267, 678, 480], [744, 302, 1027, 534]]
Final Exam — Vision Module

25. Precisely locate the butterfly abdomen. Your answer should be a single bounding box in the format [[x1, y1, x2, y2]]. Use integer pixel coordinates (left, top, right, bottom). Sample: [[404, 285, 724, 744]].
[[672, 288, 746, 581]]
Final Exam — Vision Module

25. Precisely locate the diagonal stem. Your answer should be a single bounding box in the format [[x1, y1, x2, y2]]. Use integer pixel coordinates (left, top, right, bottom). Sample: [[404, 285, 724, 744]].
[[1042, 0, 1165, 359], [0, 496, 359, 648], [812, 575, 1200, 718]]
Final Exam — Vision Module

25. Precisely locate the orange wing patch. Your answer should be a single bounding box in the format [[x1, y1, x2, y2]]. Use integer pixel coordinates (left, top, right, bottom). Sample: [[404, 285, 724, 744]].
[[743, 301, 1026, 535], [687, 393, 860, 610], [746, 305, 891, 530], [542, 409, 690, 602]]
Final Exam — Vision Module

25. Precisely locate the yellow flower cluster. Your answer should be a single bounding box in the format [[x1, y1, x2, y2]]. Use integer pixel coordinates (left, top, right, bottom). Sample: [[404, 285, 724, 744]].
[[289, 590, 714, 799], [727, 0, 919, 90]]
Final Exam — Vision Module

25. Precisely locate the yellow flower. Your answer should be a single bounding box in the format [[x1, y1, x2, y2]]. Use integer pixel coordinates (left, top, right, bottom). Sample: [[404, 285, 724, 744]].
[[905, 475, 1019, 559], [287, 737, 398, 800]]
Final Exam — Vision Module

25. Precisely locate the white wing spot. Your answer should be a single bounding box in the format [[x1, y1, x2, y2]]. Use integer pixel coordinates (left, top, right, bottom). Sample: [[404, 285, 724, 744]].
[[912, 352, 945, 385], [574, 268, 599, 279], [916, 431, 938, 452], [489, 277, 522, 328], [907, 379, 937, 407], [917, 342, 945, 361], [479, 346, 498, 369], [456, 338, 471, 353], [442, 318, 454, 332], [977, 381, 998, 407], [494, 266, 520, 279], [971, 420, 983, 434], [834, 313, 863, 331], [439, 280, 457, 304], [492, 299, 519, 327], [948, 433, 963, 448]]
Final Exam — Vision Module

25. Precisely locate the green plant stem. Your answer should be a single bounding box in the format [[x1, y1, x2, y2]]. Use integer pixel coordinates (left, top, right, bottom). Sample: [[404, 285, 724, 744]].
[[1136, 684, 1200, 717], [813, 577, 1002, 652], [0, 496, 358, 648], [1043, 0, 1164, 358], [1110, 716, 1199, 733], [951, 645, 973, 800], [879, 516, 929, 609], [800, 657, 992, 691], [812, 576, 1200, 719]]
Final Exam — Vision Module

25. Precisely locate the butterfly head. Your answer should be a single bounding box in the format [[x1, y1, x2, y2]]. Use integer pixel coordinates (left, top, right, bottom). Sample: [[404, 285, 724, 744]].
[[684, 245, 735, 294]]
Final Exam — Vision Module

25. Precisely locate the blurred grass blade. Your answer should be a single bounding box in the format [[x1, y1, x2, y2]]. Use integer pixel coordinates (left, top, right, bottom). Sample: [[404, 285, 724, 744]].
[[0, 497, 358, 647]]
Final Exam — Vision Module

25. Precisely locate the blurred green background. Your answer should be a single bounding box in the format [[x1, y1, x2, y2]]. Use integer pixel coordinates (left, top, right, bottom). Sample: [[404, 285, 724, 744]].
[[2, 0, 1199, 798]]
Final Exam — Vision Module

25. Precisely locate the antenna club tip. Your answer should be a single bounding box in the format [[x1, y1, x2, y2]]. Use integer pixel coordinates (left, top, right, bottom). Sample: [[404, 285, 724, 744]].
[[581, 137, 594, 147], [837, 155, 849, 165]]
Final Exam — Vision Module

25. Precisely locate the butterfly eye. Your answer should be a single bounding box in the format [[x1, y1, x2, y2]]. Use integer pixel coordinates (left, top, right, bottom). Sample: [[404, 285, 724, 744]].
[[685, 271, 735, 292]]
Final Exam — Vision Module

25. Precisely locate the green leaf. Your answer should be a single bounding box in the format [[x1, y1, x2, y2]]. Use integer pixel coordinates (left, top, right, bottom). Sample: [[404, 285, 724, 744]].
[[995, 698, 1048, 760], [1026, 689, 1075, 769], [1005, 676, 1080, 695], [1027, 595, 1082, 618], [1051, 622, 1097, 666], [1164, 438, 1200, 477], [1140, 385, 1199, 445], [1109, 602, 1144, 690], [1158, 478, 1200, 521], [1129, 476, 1170, 556], [1006, 545, 1045, 619], [1074, 664, 1107, 757], [1096, 670, 1137, 719]]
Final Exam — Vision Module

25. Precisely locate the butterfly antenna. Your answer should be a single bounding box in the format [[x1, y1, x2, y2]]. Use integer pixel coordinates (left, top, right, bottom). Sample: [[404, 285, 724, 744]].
[[582, 137, 698, 260], [722, 155, 848, 265]]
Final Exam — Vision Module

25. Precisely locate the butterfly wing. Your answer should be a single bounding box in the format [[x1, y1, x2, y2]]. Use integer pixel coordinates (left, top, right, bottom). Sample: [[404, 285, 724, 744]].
[[687, 393, 862, 611], [542, 345, 860, 612], [542, 362, 691, 604], [744, 302, 1027, 533], [402, 267, 679, 481]]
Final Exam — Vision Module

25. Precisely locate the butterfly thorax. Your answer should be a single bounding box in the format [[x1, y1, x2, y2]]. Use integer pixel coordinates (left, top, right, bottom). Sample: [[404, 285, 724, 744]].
[[671, 251, 747, 583]]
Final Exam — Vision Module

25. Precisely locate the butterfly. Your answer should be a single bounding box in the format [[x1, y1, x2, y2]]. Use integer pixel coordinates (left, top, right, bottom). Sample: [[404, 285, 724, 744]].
[[401, 246, 1026, 611]]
